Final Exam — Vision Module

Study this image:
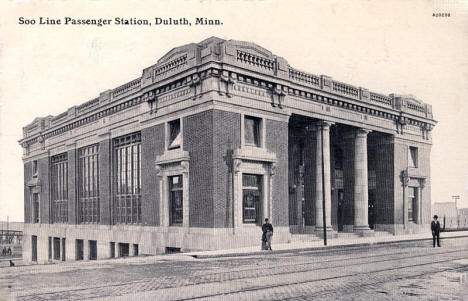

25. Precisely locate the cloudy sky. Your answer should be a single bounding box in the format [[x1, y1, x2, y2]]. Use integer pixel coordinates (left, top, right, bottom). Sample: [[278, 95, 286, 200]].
[[1, 0, 467, 221]]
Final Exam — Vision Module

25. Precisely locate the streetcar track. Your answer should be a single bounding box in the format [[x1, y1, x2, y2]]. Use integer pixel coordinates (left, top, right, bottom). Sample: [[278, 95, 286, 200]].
[[275, 265, 468, 301], [16, 248, 467, 300], [174, 254, 468, 301]]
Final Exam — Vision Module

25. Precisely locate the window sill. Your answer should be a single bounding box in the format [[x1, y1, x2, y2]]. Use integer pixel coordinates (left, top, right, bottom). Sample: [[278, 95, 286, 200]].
[[233, 146, 276, 163], [156, 149, 190, 165]]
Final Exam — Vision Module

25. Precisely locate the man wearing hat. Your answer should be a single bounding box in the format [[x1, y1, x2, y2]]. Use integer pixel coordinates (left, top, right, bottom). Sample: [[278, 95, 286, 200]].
[[261, 218, 274, 250], [431, 215, 441, 247]]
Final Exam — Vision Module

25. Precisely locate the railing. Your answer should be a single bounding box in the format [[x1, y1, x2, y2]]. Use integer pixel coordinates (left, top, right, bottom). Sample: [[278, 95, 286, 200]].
[[154, 55, 187, 77], [332, 81, 359, 98], [370, 92, 392, 106], [76, 97, 100, 112], [407, 102, 425, 113], [288, 68, 320, 86], [50, 112, 67, 125], [112, 78, 141, 98], [237, 50, 275, 71]]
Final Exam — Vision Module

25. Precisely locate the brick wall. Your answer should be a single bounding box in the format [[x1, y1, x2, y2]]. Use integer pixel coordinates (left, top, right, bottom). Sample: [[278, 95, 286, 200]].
[[212, 110, 241, 228], [23, 162, 32, 223], [141, 124, 165, 226], [184, 110, 214, 228], [99, 139, 111, 225], [265, 119, 289, 227]]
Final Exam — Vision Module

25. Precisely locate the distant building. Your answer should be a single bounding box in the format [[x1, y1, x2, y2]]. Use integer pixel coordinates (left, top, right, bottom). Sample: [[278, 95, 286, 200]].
[[432, 202, 458, 229], [19, 37, 436, 264], [458, 208, 468, 228]]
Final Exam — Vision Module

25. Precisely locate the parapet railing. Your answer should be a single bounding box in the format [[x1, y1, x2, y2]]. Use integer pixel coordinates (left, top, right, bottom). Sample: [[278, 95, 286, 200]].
[[112, 78, 142, 98], [288, 67, 320, 87]]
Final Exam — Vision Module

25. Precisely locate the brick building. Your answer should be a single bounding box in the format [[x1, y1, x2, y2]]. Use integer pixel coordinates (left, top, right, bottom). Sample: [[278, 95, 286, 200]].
[[458, 208, 468, 228], [432, 202, 458, 229], [19, 37, 436, 263]]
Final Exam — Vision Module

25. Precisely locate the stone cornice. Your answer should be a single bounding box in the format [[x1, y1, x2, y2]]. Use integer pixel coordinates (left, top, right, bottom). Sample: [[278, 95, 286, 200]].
[[20, 37, 437, 148]]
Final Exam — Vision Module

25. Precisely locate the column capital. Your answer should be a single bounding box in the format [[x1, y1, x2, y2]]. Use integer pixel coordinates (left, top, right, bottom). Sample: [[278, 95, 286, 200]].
[[307, 120, 334, 132], [356, 128, 372, 137]]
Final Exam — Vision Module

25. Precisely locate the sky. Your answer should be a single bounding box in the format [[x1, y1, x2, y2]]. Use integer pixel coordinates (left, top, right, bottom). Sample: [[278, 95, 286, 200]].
[[0, 0, 467, 221]]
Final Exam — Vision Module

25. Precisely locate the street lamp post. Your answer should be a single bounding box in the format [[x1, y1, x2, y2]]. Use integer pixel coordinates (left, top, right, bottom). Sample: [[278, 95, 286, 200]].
[[321, 123, 327, 246]]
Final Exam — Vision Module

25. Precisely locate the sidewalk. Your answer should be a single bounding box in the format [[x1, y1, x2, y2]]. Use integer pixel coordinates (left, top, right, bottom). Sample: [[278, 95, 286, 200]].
[[3, 231, 467, 270], [186, 230, 468, 259]]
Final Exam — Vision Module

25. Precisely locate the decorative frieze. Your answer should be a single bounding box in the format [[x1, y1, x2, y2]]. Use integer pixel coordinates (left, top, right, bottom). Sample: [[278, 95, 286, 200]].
[[20, 37, 436, 151]]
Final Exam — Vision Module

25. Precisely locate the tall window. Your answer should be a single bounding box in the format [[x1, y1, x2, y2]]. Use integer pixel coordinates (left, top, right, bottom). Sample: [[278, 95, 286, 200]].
[[409, 146, 418, 168], [32, 160, 38, 177], [51, 153, 68, 223], [113, 132, 141, 224], [168, 119, 181, 150], [244, 116, 261, 147], [32, 193, 39, 223], [242, 174, 262, 224], [408, 186, 418, 222], [169, 175, 183, 225], [78, 144, 99, 223]]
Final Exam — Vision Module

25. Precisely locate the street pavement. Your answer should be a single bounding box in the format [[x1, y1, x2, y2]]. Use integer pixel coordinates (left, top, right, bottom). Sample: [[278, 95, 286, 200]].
[[1, 237, 467, 301]]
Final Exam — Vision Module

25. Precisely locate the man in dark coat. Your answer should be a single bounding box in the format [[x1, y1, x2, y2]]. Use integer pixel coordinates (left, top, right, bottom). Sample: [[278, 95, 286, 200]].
[[431, 215, 441, 247], [261, 218, 274, 250]]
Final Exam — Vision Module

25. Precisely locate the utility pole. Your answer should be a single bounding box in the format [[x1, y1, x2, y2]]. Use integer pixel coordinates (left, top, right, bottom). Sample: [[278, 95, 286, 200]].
[[452, 195, 460, 227], [321, 124, 327, 246]]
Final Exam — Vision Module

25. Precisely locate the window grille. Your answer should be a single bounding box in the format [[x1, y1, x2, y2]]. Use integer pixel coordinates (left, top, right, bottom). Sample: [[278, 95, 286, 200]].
[[51, 153, 68, 223], [78, 144, 99, 223], [113, 132, 141, 224]]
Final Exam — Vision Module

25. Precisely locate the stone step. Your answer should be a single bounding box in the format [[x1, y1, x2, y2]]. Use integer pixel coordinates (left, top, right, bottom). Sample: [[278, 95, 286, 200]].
[[336, 232, 361, 239], [373, 230, 393, 237], [290, 234, 322, 242]]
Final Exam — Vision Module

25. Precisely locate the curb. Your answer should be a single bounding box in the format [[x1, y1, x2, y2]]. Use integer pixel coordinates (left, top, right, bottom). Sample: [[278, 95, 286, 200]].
[[191, 234, 468, 259]]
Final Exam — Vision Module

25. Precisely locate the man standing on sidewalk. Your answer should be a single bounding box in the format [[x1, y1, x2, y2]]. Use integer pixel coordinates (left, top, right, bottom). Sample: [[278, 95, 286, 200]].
[[262, 218, 273, 251], [431, 215, 441, 247]]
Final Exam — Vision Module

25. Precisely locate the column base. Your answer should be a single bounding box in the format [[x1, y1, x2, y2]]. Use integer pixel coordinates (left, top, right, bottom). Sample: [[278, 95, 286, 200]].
[[353, 226, 375, 237], [315, 227, 338, 239]]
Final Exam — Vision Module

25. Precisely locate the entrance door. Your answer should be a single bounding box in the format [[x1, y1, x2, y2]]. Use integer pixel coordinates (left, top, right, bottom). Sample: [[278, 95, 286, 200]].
[[53, 237, 60, 260], [242, 174, 262, 226], [118, 243, 129, 257], [31, 235, 37, 262], [76, 239, 84, 260]]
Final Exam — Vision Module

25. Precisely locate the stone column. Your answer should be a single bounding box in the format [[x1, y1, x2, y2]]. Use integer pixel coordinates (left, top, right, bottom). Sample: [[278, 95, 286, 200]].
[[419, 179, 426, 225], [314, 121, 334, 233], [353, 128, 372, 234]]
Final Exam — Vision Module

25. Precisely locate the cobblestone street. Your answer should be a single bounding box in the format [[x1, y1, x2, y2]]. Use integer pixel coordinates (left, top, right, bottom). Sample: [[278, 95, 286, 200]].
[[1, 237, 467, 301]]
